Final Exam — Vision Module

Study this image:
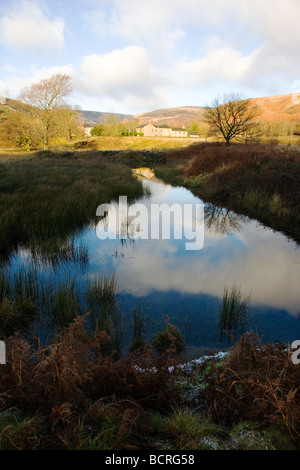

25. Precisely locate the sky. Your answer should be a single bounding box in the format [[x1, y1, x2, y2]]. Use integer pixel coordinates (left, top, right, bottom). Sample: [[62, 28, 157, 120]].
[[0, 0, 300, 114]]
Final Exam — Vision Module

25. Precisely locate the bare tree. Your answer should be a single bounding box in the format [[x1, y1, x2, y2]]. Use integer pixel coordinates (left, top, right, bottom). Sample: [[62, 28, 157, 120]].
[[54, 105, 81, 140], [204, 93, 260, 145], [19, 73, 73, 149]]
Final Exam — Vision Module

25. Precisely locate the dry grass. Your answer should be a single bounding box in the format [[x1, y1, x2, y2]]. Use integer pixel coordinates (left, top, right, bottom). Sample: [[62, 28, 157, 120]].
[[202, 333, 300, 443], [0, 320, 298, 449], [0, 152, 145, 260], [0, 316, 181, 449], [158, 142, 300, 242], [70, 136, 203, 151]]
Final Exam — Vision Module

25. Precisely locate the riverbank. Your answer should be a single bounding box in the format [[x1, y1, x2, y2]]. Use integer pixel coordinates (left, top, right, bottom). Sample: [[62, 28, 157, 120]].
[[0, 151, 146, 261], [153, 142, 300, 244], [0, 320, 299, 450]]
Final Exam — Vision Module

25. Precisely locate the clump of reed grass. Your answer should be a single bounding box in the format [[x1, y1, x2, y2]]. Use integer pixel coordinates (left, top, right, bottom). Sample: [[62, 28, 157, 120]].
[[0, 268, 38, 338], [51, 277, 81, 328], [149, 409, 228, 450], [153, 318, 185, 355], [129, 306, 149, 352], [218, 284, 251, 341], [87, 274, 125, 355], [87, 274, 117, 314], [28, 237, 90, 270]]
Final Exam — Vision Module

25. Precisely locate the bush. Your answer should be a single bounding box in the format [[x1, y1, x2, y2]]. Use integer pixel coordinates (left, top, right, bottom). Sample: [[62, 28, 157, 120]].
[[0, 316, 182, 449], [202, 332, 300, 443], [153, 321, 185, 354]]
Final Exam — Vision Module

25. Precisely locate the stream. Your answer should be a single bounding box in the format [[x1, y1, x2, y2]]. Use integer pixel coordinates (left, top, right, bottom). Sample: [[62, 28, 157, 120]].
[[8, 172, 300, 356]]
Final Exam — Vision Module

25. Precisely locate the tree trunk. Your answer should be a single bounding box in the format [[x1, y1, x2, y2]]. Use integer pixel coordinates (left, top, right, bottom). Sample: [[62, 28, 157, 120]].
[[43, 132, 48, 150], [43, 123, 50, 150]]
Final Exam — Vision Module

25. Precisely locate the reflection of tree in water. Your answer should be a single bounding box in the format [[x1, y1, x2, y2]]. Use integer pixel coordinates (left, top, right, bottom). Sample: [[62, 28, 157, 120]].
[[111, 237, 136, 259], [204, 203, 247, 235]]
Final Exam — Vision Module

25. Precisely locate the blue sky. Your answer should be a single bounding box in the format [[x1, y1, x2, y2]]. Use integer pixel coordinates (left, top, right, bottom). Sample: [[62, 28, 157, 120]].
[[0, 0, 300, 114]]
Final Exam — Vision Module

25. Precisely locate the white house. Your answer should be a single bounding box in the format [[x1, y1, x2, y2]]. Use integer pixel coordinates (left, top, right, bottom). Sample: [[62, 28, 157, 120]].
[[136, 123, 190, 137]]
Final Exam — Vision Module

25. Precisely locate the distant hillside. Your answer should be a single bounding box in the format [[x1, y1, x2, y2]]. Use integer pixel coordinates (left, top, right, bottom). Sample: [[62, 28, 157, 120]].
[[250, 93, 300, 122], [135, 106, 206, 127], [0, 97, 34, 114], [79, 110, 135, 127], [134, 95, 300, 128], [2, 93, 299, 130], [0, 99, 135, 127]]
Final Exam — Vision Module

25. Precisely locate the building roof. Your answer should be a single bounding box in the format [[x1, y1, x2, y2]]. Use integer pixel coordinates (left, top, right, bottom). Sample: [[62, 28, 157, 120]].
[[137, 123, 187, 131]]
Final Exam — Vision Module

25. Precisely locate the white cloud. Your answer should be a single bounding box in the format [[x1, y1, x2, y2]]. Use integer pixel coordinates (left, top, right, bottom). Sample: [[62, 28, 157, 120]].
[[77, 46, 172, 110], [0, 0, 65, 54], [179, 46, 260, 86], [86, 0, 300, 99], [2, 0, 300, 111]]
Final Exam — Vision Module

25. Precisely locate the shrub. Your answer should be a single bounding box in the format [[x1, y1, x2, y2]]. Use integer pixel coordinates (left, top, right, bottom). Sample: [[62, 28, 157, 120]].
[[203, 332, 300, 443], [153, 320, 185, 354]]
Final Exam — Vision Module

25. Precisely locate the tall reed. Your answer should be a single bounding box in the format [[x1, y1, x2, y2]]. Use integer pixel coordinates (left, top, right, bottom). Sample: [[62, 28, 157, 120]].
[[218, 284, 251, 341]]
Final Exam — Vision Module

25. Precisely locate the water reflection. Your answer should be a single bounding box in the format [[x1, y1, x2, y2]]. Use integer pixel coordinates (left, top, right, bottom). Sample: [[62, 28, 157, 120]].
[[87, 180, 300, 319], [8, 178, 300, 348], [204, 203, 247, 235]]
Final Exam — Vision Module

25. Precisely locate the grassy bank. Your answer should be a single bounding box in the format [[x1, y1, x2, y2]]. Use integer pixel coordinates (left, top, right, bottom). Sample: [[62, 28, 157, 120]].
[[154, 142, 300, 243], [0, 151, 146, 260], [0, 319, 298, 450], [53, 136, 204, 152], [0, 136, 203, 156]]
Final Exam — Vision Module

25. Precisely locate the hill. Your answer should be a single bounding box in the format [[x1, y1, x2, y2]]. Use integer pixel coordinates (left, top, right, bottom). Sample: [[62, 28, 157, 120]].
[[0, 99, 135, 127], [0, 97, 34, 114], [135, 106, 206, 127], [134, 94, 300, 129], [1, 93, 300, 131], [250, 93, 300, 122], [79, 110, 135, 126]]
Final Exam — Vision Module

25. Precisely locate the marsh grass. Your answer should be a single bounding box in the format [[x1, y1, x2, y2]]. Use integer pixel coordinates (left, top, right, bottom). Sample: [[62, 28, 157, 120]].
[[218, 284, 251, 341], [157, 142, 300, 242], [51, 277, 81, 328], [0, 153, 145, 261], [0, 268, 39, 338], [129, 306, 149, 352], [0, 267, 120, 340], [0, 409, 43, 450], [71, 136, 200, 152], [87, 274, 124, 354], [28, 237, 90, 270]]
